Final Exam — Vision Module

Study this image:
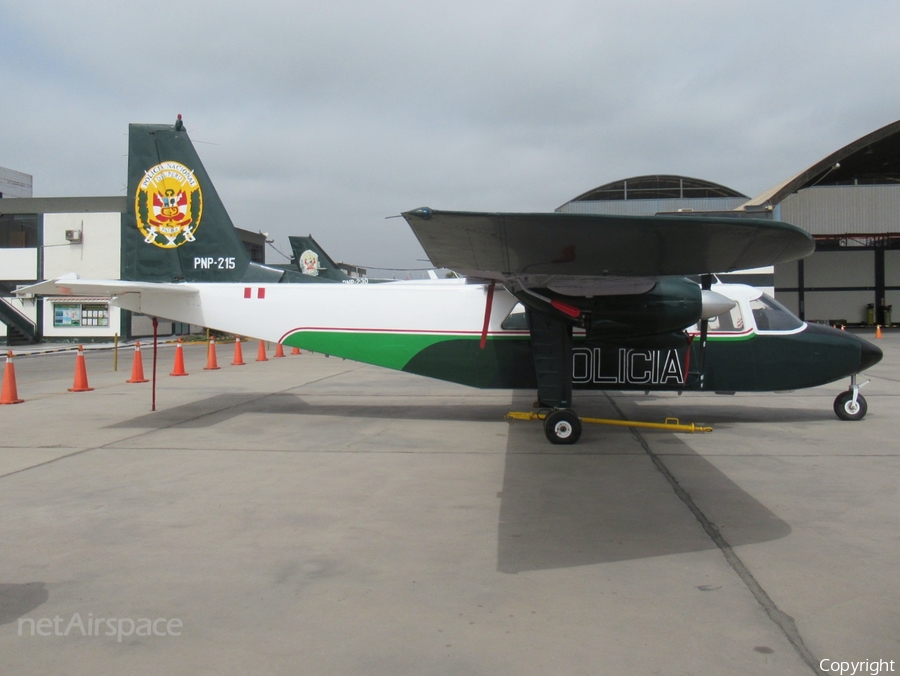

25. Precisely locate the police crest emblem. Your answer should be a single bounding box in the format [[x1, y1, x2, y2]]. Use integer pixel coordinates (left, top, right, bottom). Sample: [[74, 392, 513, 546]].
[[135, 161, 203, 248], [299, 250, 320, 276]]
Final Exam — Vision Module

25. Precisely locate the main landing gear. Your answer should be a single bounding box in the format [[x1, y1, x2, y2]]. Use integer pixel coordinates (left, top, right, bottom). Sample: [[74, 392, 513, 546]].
[[543, 409, 582, 445], [526, 306, 581, 444], [834, 374, 869, 421]]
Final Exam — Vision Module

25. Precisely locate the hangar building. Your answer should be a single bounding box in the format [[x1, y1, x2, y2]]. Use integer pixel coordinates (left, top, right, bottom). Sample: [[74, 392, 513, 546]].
[[743, 119, 900, 327]]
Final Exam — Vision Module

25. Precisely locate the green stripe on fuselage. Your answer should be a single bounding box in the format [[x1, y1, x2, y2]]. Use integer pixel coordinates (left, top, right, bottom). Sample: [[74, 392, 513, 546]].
[[282, 330, 531, 380], [704, 333, 755, 342], [283, 330, 449, 370]]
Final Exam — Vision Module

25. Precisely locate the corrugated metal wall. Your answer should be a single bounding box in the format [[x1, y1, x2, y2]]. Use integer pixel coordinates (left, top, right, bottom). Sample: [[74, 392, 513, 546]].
[[804, 250, 872, 287], [556, 197, 746, 215], [780, 185, 900, 235], [887, 250, 900, 314]]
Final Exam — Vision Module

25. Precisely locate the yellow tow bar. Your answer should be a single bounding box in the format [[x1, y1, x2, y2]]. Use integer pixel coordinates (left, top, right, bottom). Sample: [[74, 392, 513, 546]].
[[505, 411, 713, 433]]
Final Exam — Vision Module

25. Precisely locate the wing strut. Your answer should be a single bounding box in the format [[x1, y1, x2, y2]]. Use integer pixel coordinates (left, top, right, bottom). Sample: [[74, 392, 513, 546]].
[[479, 281, 495, 350]]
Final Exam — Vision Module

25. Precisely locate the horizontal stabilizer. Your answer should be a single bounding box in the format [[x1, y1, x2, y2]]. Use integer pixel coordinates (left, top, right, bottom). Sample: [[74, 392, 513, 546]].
[[16, 276, 197, 298], [402, 209, 814, 278]]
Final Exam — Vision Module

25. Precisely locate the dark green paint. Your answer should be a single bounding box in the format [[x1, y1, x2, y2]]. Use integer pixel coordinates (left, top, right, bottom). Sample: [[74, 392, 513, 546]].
[[400, 324, 875, 393], [122, 124, 251, 283]]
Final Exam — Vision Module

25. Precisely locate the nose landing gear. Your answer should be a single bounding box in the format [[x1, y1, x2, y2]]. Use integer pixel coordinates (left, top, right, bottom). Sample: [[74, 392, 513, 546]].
[[834, 374, 869, 421]]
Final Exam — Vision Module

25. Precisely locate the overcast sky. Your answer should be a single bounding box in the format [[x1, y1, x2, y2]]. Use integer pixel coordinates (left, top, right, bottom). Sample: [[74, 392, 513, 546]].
[[2, 1, 900, 268]]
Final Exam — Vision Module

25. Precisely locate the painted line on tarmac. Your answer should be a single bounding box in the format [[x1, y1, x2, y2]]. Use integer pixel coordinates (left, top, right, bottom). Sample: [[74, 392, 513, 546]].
[[0, 448, 97, 481]]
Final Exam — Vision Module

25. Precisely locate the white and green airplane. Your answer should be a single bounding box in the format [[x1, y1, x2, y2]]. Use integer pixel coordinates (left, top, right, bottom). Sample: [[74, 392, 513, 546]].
[[21, 118, 882, 444]]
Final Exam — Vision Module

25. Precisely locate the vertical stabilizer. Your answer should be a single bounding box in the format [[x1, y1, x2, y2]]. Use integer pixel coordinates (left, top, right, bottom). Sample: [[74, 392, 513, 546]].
[[289, 235, 353, 282], [122, 120, 280, 283]]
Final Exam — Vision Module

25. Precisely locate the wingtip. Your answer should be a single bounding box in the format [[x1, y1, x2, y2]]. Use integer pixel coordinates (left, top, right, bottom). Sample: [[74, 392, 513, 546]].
[[403, 207, 433, 221]]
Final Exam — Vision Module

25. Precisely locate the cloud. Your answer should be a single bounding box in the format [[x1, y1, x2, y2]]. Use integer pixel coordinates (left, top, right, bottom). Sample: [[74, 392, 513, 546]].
[[3, 0, 900, 267]]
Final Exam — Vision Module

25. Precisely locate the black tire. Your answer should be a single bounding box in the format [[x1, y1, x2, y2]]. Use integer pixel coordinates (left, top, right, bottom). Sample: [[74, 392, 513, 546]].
[[834, 391, 867, 421], [543, 409, 582, 444]]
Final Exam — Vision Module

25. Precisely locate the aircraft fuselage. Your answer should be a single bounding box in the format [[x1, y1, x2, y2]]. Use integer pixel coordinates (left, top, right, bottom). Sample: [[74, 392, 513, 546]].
[[118, 279, 880, 396]]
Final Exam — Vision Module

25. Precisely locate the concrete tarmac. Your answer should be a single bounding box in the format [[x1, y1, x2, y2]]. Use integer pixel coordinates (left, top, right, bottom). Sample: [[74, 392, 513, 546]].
[[1, 337, 898, 675]]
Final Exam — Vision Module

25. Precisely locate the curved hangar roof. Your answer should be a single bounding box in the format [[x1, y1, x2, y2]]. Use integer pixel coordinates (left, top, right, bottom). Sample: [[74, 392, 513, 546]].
[[564, 175, 747, 204], [744, 118, 900, 208]]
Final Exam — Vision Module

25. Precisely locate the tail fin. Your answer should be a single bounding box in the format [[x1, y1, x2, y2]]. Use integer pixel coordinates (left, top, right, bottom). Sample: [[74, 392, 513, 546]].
[[289, 235, 353, 282], [123, 120, 283, 283]]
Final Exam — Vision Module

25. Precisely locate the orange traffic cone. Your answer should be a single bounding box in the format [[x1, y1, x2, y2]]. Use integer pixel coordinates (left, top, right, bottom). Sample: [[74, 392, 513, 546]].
[[126, 341, 149, 383], [256, 340, 268, 362], [274, 343, 285, 358], [232, 337, 245, 366], [204, 337, 221, 370], [170, 339, 188, 376], [291, 347, 301, 355], [1, 351, 24, 404], [876, 325, 883, 339], [69, 345, 94, 392]]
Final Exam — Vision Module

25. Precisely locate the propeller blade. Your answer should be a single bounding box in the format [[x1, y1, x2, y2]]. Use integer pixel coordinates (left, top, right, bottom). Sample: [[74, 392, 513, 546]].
[[699, 274, 712, 389]]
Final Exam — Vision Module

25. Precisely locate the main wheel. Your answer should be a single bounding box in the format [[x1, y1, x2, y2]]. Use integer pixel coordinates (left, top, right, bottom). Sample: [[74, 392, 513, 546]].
[[833, 391, 868, 421], [543, 409, 582, 445]]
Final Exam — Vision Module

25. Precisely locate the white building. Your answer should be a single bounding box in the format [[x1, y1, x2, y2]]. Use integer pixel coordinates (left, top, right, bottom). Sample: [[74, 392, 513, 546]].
[[1, 197, 128, 345]]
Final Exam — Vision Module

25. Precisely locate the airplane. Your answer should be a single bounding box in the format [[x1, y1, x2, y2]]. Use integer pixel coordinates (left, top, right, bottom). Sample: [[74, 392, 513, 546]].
[[20, 119, 883, 444]]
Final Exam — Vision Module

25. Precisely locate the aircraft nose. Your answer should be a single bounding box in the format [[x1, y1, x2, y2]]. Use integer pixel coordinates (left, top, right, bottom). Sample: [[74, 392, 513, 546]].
[[859, 337, 883, 372]]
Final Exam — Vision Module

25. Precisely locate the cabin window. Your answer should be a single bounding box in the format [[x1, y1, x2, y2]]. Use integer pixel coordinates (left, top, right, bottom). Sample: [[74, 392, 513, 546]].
[[749, 294, 803, 332], [501, 303, 528, 330]]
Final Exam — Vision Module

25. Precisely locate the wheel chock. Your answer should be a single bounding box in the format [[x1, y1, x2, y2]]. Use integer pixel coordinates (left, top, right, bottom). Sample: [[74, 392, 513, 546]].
[[505, 411, 712, 433]]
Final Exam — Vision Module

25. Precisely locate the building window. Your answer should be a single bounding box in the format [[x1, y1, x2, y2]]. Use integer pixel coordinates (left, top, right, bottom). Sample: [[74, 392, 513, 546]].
[[0, 214, 38, 248], [53, 302, 110, 328]]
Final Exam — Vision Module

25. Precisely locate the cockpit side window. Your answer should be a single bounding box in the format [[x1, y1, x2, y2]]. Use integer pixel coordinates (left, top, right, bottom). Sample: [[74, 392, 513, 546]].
[[749, 294, 804, 332]]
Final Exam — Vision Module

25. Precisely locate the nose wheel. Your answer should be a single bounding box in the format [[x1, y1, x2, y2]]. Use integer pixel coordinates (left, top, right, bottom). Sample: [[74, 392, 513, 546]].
[[834, 374, 869, 421], [543, 409, 582, 444]]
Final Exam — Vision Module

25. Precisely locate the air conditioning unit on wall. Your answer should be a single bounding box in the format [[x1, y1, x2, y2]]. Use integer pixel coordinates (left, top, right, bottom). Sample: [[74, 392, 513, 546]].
[[65, 229, 83, 243]]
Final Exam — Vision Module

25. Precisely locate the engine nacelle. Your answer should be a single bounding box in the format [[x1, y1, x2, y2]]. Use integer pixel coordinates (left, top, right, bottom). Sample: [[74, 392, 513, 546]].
[[585, 277, 702, 340]]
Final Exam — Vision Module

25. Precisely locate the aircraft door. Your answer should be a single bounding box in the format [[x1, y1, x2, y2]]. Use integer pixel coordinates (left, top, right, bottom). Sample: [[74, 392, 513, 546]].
[[698, 296, 759, 391]]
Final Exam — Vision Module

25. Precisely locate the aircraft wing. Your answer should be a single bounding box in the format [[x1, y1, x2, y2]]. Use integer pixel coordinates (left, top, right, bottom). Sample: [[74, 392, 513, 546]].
[[402, 208, 814, 278], [16, 275, 198, 298]]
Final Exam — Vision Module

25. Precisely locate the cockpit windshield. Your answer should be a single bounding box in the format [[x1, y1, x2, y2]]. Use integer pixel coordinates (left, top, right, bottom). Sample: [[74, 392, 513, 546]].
[[749, 294, 804, 332]]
